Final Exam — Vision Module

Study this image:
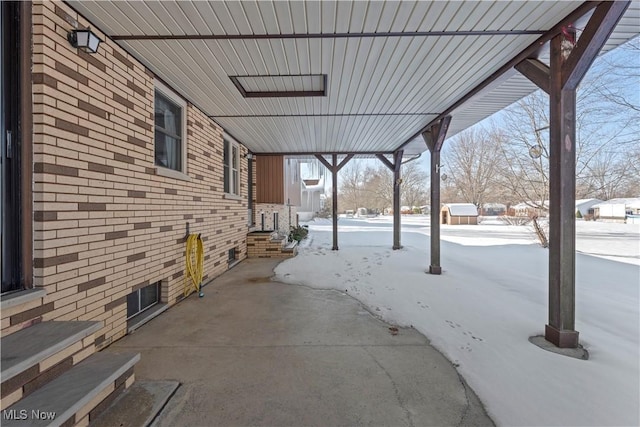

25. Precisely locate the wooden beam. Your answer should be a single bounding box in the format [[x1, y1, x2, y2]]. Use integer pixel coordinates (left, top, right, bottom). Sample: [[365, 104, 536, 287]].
[[336, 154, 354, 172], [515, 58, 550, 94], [112, 29, 546, 41], [376, 154, 394, 171], [393, 150, 403, 250], [562, 1, 630, 90], [314, 154, 333, 172], [396, 1, 600, 152], [422, 129, 435, 153], [434, 116, 452, 152]]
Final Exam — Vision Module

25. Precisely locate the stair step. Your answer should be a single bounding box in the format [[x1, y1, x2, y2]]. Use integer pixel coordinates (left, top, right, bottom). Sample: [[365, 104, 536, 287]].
[[1, 289, 48, 338], [2, 352, 140, 427], [283, 241, 298, 252], [1, 288, 47, 312], [1, 321, 102, 383]]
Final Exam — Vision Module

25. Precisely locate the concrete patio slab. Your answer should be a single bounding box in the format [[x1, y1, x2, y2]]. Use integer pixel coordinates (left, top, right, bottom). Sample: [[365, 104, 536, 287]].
[[104, 259, 493, 427], [92, 380, 179, 427]]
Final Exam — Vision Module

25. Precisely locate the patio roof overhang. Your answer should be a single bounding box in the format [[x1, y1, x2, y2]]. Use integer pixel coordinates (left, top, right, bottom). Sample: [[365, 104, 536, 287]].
[[68, 1, 639, 158]]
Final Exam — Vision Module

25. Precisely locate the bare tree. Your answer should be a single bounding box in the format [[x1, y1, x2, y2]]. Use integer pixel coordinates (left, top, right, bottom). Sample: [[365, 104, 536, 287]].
[[339, 161, 366, 212], [590, 37, 640, 114], [399, 162, 429, 208], [495, 92, 551, 212], [581, 149, 638, 200], [442, 127, 504, 209], [338, 160, 429, 213]]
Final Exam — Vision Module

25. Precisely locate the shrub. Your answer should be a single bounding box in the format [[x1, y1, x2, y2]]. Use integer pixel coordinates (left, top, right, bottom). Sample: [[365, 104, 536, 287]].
[[289, 225, 309, 242], [576, 210, 583, 219]]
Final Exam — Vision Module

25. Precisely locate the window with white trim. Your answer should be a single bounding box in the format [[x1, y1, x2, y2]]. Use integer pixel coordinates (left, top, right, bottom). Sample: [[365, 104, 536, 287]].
[[154, 81, 186, 173], [224, 139, 240, 195]]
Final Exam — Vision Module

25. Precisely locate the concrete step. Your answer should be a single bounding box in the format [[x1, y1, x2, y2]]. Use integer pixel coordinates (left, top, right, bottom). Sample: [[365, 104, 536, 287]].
[[282, 240, 298, 253], [1, 288, 48, 338], [2, 352, 140, 427], [1, 321, 101, 409]]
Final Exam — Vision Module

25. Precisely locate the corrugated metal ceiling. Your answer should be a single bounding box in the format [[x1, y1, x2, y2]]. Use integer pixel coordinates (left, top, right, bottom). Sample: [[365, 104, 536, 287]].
[[68, 1, 640, 156]]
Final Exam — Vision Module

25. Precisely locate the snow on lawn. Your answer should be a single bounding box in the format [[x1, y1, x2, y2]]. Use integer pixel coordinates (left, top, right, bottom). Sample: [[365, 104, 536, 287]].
[[275, 217, 640, 426]]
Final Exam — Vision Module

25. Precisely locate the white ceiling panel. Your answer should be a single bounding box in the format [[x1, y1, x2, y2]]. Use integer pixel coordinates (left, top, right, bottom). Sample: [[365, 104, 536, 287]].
[[67, 0, 639, 157]]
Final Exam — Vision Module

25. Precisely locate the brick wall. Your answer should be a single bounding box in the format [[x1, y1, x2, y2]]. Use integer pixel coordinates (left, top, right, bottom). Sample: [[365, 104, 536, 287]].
[[31, 1, 249, 348], [254, 203, 298, 233]]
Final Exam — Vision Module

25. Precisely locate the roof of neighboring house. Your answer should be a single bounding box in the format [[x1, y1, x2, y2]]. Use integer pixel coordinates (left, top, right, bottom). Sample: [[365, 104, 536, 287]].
[[303, 179, 320, 186], [575, 199, 602, 209], [482, 203, 507, 209], [593, 198, 640, 208], [443, 203, 478, 216]]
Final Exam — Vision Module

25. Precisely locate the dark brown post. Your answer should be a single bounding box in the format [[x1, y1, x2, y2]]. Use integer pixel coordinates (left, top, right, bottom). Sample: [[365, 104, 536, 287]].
[[316, 154, 353, 251], [422, 116, 451, 275], [517, 1, 629, 348], [331, 154, 339, 250], [392, 150, 403, 250], [547, 33, 578, 347], [376, 153, 403, 250]]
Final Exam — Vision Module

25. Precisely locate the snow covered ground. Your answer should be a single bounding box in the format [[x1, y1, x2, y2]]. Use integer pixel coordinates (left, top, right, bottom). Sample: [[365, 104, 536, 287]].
[[274, 216, 640, 426]]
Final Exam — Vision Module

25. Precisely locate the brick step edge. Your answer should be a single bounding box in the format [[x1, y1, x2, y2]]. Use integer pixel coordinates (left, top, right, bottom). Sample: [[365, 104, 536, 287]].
[[2, 352, 140, 427]]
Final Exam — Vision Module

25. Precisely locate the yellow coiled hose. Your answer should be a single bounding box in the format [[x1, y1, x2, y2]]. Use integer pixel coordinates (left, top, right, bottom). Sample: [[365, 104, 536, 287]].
[[184, 233, 204, 297]]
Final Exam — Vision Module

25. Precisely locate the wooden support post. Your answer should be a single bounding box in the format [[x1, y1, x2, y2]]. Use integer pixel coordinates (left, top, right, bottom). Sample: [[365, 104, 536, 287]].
[[428, 148, 441, 274], [393, 150, 403, 250], [331, 154, 339, 250], [547, 33, 578, 347], [315, 154, 353, 251], [516, 1, 629, 348], [376, 153, 403, 249], [422, 116, 451, 275]]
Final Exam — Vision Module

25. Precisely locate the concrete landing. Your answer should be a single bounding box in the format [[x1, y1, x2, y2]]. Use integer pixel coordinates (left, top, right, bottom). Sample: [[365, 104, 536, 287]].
[[105, 258, 494, 426]]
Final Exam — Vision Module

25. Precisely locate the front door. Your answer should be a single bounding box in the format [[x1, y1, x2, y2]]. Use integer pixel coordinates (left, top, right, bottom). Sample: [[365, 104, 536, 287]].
[[1, 1, 22, 293]]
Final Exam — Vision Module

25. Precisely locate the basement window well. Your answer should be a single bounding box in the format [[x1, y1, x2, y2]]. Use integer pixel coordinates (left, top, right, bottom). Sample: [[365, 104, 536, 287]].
[[127, 281, 160, 319], [228, 248, 239, 267], [126, 281, 168, 332]]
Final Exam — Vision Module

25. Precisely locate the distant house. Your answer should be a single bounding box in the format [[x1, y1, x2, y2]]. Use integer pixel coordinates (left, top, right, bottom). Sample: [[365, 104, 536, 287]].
[[575, 199, 602, 217], [298, 159, 327, 221], [512, 201, 548, 217], [481, 203, 507, 216], [593, 198, 640, 223], [441, 203, 479, 225]]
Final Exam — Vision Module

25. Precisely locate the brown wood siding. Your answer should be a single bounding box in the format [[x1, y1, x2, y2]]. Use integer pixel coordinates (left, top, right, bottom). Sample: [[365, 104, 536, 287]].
[[256, 155, 284, 204]]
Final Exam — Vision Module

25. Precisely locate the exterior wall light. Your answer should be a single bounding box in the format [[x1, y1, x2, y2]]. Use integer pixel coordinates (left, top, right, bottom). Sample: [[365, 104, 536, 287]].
[[68, 28, 102, 54], [529, 145, 543, 159]]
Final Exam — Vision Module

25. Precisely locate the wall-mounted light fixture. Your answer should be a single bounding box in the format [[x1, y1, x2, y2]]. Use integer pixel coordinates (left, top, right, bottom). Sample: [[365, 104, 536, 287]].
[[244, 152, 255, 160], [67, 28, 102, 54]]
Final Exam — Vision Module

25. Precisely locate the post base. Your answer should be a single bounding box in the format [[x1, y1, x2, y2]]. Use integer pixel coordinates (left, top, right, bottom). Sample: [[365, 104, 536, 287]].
[[429, 265, 442, 275], [545, 324, 579, 348], [332, 246, 339, 251], [392, 245, 403, 250]]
